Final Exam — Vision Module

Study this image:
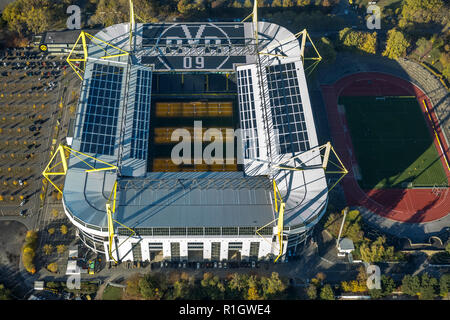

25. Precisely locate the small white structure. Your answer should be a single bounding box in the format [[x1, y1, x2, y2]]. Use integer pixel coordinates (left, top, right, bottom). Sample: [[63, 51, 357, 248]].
[[66, 260, 80, 275], [34, 281, 44, 291], [68, 247, 78, 260]]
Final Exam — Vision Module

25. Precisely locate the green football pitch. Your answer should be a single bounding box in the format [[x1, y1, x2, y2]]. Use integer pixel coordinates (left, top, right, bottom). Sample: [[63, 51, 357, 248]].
[[339, 96, 447, 189]]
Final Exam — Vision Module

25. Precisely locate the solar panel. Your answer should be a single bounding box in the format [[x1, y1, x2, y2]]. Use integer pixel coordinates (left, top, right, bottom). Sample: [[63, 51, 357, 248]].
[[131, 68, 152, 160], [266, 62, 310, 154], [237, 68, 259, 159], [80, 63, 124, 156]]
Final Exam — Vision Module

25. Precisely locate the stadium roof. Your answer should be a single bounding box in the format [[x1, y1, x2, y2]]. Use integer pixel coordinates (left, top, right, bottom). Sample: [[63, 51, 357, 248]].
[[64, 171, 275, 230], [63, 21, 327, 233]]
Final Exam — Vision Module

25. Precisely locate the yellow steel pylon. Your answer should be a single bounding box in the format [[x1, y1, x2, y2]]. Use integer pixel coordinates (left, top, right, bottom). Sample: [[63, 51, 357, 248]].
[[42, 144, 118, 194], [42, 145, 136, 264], [256, 142, 348, 263], [66, 31, 130, 80]]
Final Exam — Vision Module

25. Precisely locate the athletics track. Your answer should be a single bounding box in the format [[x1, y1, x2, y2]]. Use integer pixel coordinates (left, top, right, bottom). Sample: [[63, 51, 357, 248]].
[[321, 72, 450, 223]]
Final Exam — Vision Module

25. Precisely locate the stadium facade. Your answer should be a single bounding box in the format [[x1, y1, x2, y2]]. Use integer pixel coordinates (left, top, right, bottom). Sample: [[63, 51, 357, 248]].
[[60, 20, 328, 263]]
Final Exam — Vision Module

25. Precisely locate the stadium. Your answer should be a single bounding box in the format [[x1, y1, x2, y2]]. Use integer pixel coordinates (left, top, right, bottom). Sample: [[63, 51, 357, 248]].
[[43, 3, 347, 264]]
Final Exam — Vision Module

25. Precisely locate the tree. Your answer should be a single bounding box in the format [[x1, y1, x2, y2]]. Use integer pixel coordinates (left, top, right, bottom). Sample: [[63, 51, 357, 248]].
[[48, 227, 55, 235], [228, 273, 250, 299], [445, 242, 450, 255], [125, 274, 143, 298], [57, 244, 66, 255], [139, 273, 168, 300], [400, 0, 446, 25], [418, 273, 437, 300], [0, 284, 11, 300], [200, 272, 226, 300], [60, 225, 68, 235], [47, 262, 58, 273], [43, 244, 53, 255], [172, 277, 195, 300], [22, 230, 37, 274], [402, 274, 420, 296], [319, 284, 334, 300], [360, 236, 395, 263], [247, 285, 262, 300], [439, 274, 450, 298], [272, 0, 282, 7], [381, 275, 396, 296], [306, 284, 317, 300], [383, 29, 410, 60], [259, 272, 287, 299]]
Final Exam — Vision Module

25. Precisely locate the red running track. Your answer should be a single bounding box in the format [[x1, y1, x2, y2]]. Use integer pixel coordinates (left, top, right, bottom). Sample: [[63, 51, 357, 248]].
[[321, 72, 450, 223]]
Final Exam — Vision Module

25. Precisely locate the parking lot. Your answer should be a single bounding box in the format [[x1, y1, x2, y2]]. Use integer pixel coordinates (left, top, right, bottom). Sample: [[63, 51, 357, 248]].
[[0, 47, 68, 217]]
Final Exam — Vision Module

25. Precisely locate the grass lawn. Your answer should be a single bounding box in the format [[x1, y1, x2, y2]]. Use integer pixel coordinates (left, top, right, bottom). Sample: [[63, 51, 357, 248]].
[[339, 96, 447, 189], [102, 285, 123, 300]]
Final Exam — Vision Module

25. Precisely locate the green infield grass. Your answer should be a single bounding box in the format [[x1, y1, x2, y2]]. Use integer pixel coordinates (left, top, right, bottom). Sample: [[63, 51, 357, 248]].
[[339, 96, 447, 189]]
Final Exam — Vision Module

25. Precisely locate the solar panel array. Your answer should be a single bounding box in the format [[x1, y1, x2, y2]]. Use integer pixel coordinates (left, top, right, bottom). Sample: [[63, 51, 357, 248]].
[[266, 62, 310, 154], [80, 63, 124, 156], [130, 68, 152, 160], [237, 68, 260, 159]]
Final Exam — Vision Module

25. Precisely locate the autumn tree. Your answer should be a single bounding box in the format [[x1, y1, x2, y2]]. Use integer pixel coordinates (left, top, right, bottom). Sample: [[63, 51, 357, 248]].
[[43, 244, 53, 255], [60, 225, 68, 235], [319, 284, 334, 300], [259, 272, 287, 299], [22, 230, 38, 274], [200, 272, 226, 300], [383, 29, 410, 60], [306, 284, 317, 300], [57, 244, 66, 255], [139, 273, 168, 300], [47, 262, 58, 273]]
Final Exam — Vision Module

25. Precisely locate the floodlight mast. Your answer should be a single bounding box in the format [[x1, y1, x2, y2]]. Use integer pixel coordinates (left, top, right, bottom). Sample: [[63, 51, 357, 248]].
[[336, 207, 349, 250]]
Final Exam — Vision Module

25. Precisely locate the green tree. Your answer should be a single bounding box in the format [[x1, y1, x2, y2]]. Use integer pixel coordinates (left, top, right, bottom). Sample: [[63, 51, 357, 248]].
[[200, 272, 226, 300], [381, 275, 396, 296], [228, 273, 250, 299], [244, 0, 253, 8], [172, 277, 194, 300], [418, 273, 437, 300], [139, 273, 167, 300], [259, 272, 287, 299], [445, 242, 450, 255], [0, 284, 11, 300], [400, 0, 446, 25], [382, 29, 410, 60], [439, 274, 450, 298], [402, 274, 420, 296], [319, 284, 334, 300]]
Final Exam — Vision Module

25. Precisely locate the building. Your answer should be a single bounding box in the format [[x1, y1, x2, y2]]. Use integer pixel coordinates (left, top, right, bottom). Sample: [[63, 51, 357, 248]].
[[37, 29, 100, 54], [58, 19, 331, 264]]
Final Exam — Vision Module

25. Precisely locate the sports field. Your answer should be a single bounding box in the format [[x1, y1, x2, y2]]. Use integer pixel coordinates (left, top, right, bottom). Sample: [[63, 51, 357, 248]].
[[339, 96, 447, 189]]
